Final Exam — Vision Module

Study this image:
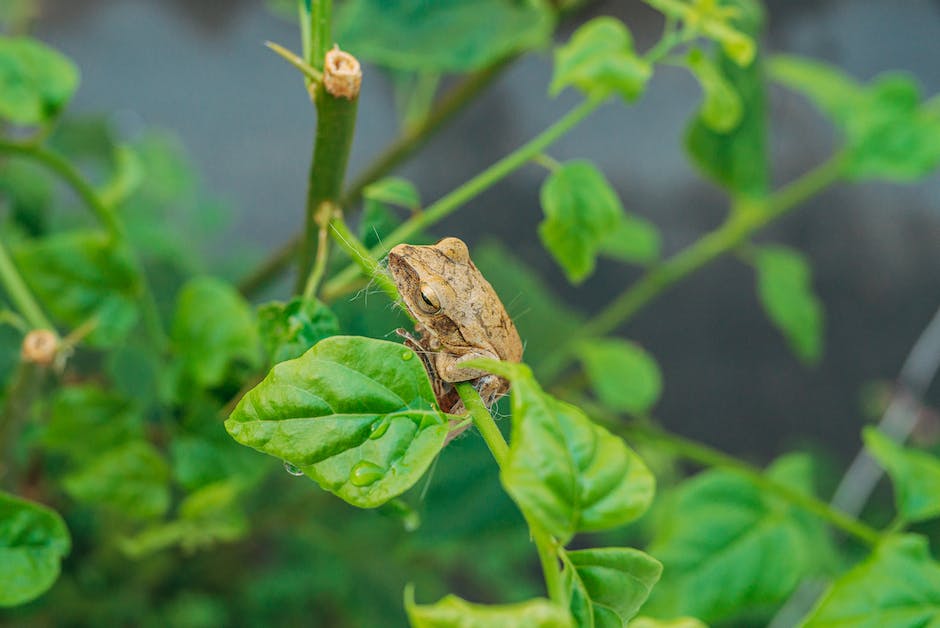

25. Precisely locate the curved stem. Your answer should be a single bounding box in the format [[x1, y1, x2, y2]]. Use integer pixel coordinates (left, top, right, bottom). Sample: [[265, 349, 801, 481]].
[[322, 96, 606, 299], [0, 237, 54, 331]]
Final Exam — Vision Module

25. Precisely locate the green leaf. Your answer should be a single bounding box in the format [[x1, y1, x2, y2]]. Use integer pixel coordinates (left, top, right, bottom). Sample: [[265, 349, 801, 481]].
[[644, 454, 832, 623], [63, 441, 170, 520], [98, 144, 144, 209], [337, 0, 555, 73], [42, 385, 143, 463], [539, 161, 634, 284], [752, 246, 824, 364], [564, 547, 663, 627], [597, 213, 661, 266], [770, 56, 940, 181], [643, 0, 758, 66], [550, 17, 651, 102], [171, 434, 267, 492], [0, 37, 78, 125], [171, 276, 260, 389], [803, 534, 940, 627], [0, 492, 70, 607], [0, 158, 52, 236], [257, 297, 340, 364], [469, 359, 655, 544], [225, 336, 449, 508], [629, 618, 707, 628], [863, 427, 940, 523], [686, 48, 742, 132], [14, 230, 140, 347], [576, 339, 663, 415], [684, 5, 767, 197], [405, 585, 573, 628], [363, 176, 420, 210]]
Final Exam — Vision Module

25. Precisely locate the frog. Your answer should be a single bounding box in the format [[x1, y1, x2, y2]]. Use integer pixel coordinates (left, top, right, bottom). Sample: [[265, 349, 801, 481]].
[[387, 237, 523, 417]]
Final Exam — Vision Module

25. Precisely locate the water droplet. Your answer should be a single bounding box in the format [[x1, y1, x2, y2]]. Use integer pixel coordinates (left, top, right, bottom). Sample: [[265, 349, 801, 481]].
[[402, 511, 421, 532], [369, 418, 391, 440], [283, 461, 304, 476], [401, 351, 413, 361], [349, 461, 384, 487]]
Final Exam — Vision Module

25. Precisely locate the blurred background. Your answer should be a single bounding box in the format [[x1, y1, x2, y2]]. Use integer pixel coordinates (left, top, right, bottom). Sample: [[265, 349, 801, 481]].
[[4, 0, 940, 625]]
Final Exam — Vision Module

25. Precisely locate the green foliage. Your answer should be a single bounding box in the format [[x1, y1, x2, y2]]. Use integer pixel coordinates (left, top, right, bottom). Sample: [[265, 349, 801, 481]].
[[770, 55, 940, 181], [550, 17, 651, 102], [563, 547, 663, 627], [0, 492, 70, 607], [225, 336, 449, 508], [645, 455, 832, 623], [685, 48, 742, 132], [752, 245, 824, 364], [576, 338, 663, 415], [539, 160, 657, 284], [0, 37, 78, 125], [337, 0, 554, 72], [14, 230, 140, 346], [405, 585, 573, 628], [643, 0, 758, 66], [363, 176, 421, 211], [803, 534, 940, 627], [257, 296, 339, 364], [41, 385, 143, 462], [863, 428, 940, 523]]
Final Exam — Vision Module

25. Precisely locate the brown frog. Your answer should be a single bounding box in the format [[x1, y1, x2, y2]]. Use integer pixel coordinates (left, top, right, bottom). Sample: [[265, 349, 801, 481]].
[[387, 237, 523, 415]]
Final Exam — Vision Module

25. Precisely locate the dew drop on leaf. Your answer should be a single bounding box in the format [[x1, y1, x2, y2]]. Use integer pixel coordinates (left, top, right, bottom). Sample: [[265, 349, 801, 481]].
[[401, 351, 413, 361], [350, 461, 385, 487], [283, 461, 304, 476], [369, 418, 391, 440]]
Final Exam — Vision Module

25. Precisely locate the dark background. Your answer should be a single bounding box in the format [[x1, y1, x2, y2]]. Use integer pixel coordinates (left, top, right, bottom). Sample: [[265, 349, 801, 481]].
[[35, 0, 940, 466]]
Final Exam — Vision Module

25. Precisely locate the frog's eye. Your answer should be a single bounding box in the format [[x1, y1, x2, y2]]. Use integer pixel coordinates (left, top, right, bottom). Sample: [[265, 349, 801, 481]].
[[417, 283, 442, 315]]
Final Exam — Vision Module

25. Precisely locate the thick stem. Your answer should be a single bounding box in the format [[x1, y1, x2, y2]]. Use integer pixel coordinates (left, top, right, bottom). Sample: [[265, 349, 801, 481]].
[[321, 96, 606, 299]]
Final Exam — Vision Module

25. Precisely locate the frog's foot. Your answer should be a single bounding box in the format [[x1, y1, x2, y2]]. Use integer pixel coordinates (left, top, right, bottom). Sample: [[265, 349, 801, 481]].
[[473, 374, 508, 408]]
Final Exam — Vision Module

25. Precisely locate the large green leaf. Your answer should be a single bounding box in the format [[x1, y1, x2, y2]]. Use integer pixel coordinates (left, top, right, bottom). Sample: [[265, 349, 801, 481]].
[[336, 0, 554, 73], [550, 17, 651, 102], [752, 246, 824, 365], [172, 276, 260, 389], [540, 161, 650, 284], [62, 441, 170, 520], [564, 547, 663, 628], [576, 339, 662, 415], [0, 36, 78, 125], [470, 359, 655, 544], [41, 385, 143, 463], [863, 428, 940, 523], [225, 336, 449, 508], [803, 534, 940, 627], [14, 230, 140, 347], [405, 585, 572, 628], [684, 1, 767, 197], [0, 492, 70, 607], [644, 454, 832, 623], [770, 56, 940, 181], [257, 297, 339, 364]]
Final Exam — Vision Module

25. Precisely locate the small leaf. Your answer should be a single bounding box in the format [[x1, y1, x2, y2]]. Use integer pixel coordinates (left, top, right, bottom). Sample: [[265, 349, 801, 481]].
[[405, 585, 573, 628], [225, 336, 449, 508], [564, 547, 663, 627], [337, 0, 555, 73], [98, 144, 144, 209], [577, 339, 663, 415], [0, 492, 71, 607], [863, 427, 940, 523], [598, 213, 661, 266], [752, 246, 824, 364], [686, 48, 742, 132], [644, 454, 832, 623], [469, 359, 655, 544], [803, 534, 940, 627], [643, 0, 757, 66], [550, 17, 651, 102], [172, 276, 261, 389], [257, 297, 340, 364], [363, 176, 420, 210], [14, 230, 140, 347], [0, 37, 78, 125], [42, 385, 143, 463], [63, 441, 170, 520], [539, 161, 627, 283]]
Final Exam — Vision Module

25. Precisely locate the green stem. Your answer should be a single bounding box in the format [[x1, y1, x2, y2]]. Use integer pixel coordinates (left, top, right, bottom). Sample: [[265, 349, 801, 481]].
[[455, 382, 564, 604], [296, 78, 360, 293], [327, 213, 401, 304], [322, 96, 606, 299], [538, 154, 846, 381], [302, 213, 331, 299], [0, 237, 54, 331], [310, 0, 331, 68]]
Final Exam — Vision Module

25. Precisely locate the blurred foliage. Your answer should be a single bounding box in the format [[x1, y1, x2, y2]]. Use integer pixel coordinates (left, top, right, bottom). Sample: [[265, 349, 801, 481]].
[[1, 1, 940, 627]]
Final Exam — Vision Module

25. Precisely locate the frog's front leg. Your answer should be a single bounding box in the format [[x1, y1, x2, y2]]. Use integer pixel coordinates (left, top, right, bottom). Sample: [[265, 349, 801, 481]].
[[435, 350, 501, 384]]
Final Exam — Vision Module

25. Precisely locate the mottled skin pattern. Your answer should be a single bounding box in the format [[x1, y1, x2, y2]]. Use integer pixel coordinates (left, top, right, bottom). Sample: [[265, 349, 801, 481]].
[[387, 237, 523, 415]]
